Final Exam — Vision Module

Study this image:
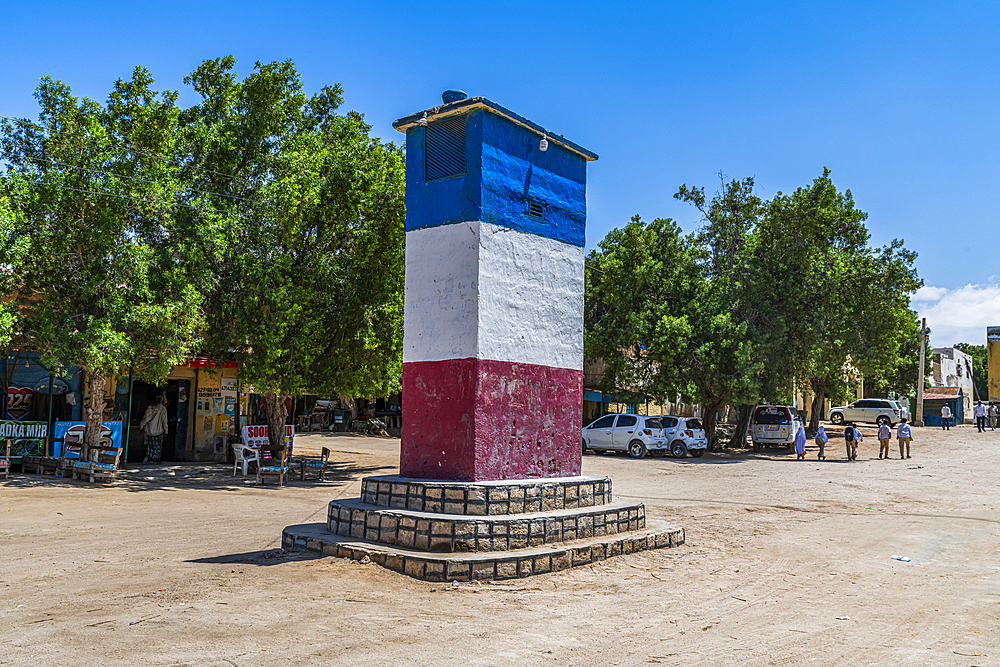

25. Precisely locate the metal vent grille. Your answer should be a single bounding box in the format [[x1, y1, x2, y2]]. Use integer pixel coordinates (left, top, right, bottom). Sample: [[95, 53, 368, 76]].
[[424, 116, 466, 181], [527, 198, 546, 221]]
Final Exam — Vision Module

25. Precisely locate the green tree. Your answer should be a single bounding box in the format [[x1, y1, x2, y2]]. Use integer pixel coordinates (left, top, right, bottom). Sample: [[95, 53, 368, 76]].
[[181, 57, 405, 447], [584, 215, 695, 407], [586, 170, 922, 446], [673, 177, 767, 444], [587, 176, 767, 445], [0, 69, 203, 448], [758, 170, 922, 432]]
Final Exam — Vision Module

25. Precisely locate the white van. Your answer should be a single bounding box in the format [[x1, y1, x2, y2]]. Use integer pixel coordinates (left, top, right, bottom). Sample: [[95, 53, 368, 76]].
[[750, 405, 802, 450]]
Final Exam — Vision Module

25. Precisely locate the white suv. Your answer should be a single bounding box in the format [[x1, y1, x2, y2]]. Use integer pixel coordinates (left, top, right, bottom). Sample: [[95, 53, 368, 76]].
[[828, 399, 905, 426], [751, 405, 802, 450], [582, 414, 667, 458]]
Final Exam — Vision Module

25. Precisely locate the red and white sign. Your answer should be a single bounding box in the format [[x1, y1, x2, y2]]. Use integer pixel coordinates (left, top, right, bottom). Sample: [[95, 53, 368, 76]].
[[241, 424, 294, 454], [6, 387, 33, 420]]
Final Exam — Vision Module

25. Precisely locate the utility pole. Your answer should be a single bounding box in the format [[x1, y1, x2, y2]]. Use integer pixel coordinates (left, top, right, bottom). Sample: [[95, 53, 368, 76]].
[[915, 317, 927, 427]]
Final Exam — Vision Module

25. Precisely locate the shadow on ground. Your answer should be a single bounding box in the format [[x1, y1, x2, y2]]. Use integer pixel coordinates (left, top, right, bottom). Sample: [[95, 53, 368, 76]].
[[185, 548, 322, 567], [2, 459, 394, 494]]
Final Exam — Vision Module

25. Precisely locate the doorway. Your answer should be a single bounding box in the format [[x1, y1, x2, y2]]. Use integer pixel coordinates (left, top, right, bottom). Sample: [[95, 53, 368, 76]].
[[128, 379, 190, 463]]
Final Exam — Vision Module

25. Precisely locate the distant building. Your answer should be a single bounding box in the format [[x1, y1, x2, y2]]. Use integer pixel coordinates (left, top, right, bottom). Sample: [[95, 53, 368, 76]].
[[989, 327, 1000, 403], [932, 347, 975, 422]]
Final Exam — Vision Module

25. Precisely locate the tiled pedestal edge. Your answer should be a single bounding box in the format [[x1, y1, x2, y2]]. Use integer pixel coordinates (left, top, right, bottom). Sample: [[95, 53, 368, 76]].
[[359, 475, 612, 516], [282, 521, 685, 582], [327, 499, 644, 553]]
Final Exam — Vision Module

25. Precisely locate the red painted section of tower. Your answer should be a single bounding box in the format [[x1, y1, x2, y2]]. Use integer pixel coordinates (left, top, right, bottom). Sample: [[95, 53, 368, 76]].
[[401, 358, 583, 481]]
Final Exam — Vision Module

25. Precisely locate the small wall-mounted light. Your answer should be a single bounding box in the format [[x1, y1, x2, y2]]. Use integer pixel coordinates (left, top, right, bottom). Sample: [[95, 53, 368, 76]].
[[418, 112, 428, 126], [539, 134, 549, 152]]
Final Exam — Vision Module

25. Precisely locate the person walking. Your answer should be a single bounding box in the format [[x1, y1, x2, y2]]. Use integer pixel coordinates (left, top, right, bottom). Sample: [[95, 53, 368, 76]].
[[940, 404, 952, 430], [897, 418, 912, 459], [878, 422, 892, 459], [794, 426, 807, 460], [974, 401, 988, 432], [815, 425, 829, 460], [844, 423, 861, 460], [989, 402, 998, 431], [140, 395, 169, 464]]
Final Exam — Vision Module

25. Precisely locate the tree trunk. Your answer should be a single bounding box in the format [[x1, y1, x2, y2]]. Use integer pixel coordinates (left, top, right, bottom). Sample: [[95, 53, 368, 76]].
[[728, 404, 753, 448], [340, 395, 356, 421], [262, 390, 289, 450], [808, 379, 826, 435], [702, 399, 725, 450], [85, 371, 106, 452]]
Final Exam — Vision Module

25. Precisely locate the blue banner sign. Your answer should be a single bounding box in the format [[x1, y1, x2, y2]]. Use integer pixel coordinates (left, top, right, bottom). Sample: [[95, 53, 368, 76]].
[[52, 421, 123, 456]]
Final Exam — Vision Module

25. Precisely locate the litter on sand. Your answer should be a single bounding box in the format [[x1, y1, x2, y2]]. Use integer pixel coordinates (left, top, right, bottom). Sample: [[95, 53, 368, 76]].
[[891, 555, 911, 562]]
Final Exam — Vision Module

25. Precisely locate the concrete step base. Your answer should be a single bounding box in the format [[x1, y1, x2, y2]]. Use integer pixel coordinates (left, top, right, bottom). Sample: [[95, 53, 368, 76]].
[[359, 474, 613, 515], [282, 519, 684, 581], [327, 498, 645, 553]]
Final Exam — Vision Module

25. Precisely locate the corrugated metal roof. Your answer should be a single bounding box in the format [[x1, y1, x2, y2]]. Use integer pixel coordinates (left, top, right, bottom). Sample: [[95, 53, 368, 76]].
[[923, 386, 962, 399], [393, 97, 599, 161]]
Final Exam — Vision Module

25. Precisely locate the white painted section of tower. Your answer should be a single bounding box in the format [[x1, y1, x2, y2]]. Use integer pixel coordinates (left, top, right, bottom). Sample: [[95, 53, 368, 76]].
[[478, 223, 583, 370], [403, 221, 584, 370], [402, 221, 480, 362]]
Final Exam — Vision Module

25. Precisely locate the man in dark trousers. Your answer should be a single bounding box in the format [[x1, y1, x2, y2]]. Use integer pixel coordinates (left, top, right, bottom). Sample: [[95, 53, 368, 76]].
[[974, 401, 988, 432]]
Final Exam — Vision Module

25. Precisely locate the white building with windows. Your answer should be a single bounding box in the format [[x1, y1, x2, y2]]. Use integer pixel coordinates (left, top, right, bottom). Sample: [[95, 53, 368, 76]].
[[932, 347, 975, 422]]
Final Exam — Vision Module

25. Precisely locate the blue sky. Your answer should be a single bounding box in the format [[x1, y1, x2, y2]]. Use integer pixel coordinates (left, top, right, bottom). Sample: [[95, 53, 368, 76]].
[[2, 1, 997, 344]]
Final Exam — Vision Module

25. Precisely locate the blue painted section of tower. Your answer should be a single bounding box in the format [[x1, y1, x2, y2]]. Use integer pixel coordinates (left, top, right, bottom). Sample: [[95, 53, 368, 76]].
[[403, 109, 484, 229], [479, 111, 586, 247], [400, 104, 593, 248]]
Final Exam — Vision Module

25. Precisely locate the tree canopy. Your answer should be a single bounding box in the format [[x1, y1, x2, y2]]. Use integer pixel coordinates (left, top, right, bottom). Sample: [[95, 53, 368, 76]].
[[585, 170, 923, 444], [181, 57, 405, 445], [0, 57, 405, 448], [0, 69, 202, 446]]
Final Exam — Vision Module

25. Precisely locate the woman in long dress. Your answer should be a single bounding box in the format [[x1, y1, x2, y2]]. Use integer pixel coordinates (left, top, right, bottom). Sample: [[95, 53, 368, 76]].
[[815, 425, 828, 460], [794, 426, 807, 460]]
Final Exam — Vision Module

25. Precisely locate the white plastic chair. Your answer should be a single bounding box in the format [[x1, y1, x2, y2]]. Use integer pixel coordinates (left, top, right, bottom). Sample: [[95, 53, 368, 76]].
[[232, 444, 260, 476]]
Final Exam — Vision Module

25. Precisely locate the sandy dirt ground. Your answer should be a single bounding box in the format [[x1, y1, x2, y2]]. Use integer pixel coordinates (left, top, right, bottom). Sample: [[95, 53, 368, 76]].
[[2, 425, 998, 666]]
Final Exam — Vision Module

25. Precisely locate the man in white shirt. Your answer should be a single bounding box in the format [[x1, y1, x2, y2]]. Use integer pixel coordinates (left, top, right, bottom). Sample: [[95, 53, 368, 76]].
[[896, 418, 913, 459], [989, 403, 998, 431], [941, 404, 952, 431], [878, 422, 892, 459], [974, 401, 988, 432]]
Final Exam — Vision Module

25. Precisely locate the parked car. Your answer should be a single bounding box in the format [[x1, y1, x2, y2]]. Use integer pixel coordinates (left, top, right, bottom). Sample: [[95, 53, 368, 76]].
[[658, 416, 708, 458], [582, 414, 708, 459], [750, 405, 802, 450], [828, 399, 905, 426], [582, 414, 666, 458]]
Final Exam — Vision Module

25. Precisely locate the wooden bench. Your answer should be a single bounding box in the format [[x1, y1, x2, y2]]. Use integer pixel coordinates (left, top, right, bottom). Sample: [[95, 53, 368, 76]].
[[57, 440, 84, 478], [299, 447, 331, 482], [23, 437, 65, 475], [70, 445, 124, 483], [256, 443, 290, 487], [0, 440, 9, 480]]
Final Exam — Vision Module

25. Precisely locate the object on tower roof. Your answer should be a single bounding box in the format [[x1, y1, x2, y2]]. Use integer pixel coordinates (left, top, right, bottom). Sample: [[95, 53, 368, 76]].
[[442, 89, 467, 104]]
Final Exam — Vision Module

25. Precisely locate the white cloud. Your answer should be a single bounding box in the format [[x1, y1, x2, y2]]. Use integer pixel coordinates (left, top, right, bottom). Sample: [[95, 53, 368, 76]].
[[912, 285, 949, 302], [911, 283, 1000, 347]]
